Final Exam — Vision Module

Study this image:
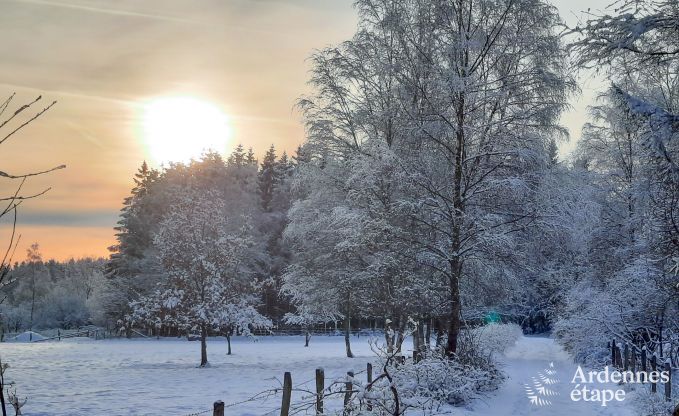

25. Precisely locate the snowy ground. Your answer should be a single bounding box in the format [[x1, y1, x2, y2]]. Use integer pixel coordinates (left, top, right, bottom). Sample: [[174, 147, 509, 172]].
[[0, 335, 638, 415]]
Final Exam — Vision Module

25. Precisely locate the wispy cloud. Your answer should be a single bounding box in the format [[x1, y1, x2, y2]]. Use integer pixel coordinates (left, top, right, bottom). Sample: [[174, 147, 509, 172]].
[[7, 0, 197, 24], [1, 209, 120, 227], [0, 82, 135, 106]]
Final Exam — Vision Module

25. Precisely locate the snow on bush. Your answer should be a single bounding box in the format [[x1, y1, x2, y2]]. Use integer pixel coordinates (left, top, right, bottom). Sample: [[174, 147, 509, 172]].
[[626, 388, 677, 416], [337, 336, 505, 415], [467, 323, 523, 356]]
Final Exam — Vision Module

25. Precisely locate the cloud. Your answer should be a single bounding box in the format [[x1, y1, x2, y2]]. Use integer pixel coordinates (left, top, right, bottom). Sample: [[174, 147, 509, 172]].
[[7, 0, 196, 24], [3, 209, 120, 228]]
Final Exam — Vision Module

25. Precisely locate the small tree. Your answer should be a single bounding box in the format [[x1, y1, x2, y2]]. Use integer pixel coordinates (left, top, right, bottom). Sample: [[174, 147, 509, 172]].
[[130, 188, 269, 367]]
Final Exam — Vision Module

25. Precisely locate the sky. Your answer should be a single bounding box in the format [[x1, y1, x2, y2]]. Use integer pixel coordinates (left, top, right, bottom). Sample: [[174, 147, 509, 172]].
[[0, 0, 610, 261]]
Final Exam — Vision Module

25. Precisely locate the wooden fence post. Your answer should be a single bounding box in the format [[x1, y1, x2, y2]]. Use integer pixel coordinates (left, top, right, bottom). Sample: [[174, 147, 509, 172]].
[[611, 340, 616, 366], [651, 355, 657, 394], [281, 372, 292, 416], [641, 347, 647, 382], [665, 361, 672, 402], [631, 348, 636, 373], [624, 343, 630, 371], [367, 363, 373, 411], [315, 368, 324, 414], [344, 371, 354, 408], [213, 401, 224, 416], [616, 346, 623, 368]]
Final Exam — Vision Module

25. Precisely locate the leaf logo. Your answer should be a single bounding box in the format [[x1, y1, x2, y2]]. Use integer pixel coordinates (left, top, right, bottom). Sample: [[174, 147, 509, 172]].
[[524, 362, 560, 407]]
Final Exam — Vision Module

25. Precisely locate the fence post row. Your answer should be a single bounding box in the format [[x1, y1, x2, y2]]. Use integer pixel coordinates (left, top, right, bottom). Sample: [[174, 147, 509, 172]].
[[611, 339, 674, 401]]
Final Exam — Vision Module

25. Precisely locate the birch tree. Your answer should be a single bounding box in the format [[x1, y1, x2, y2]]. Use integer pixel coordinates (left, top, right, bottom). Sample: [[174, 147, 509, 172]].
[[289, 0, 574, 357]]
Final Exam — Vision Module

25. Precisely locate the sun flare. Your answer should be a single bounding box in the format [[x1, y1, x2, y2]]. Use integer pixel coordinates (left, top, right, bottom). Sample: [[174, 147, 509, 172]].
[[141, 96, 231, 164]]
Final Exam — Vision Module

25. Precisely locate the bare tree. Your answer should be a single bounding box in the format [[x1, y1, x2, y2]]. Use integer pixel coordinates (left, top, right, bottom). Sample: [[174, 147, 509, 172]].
[[0, 93, 63, 416]]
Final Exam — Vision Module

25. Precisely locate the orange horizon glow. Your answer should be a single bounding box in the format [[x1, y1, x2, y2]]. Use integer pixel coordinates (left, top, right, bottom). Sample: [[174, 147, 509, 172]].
[[0, 225, 114, 263]]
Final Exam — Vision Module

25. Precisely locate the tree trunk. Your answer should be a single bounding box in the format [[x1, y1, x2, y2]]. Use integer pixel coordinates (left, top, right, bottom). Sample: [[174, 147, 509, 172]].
[[418, 320, 426, 351], [343, 317, 354, 358], [444, 44, 468, 358], [396, 319, 405, 353], [200, 325, 208, 367], [225, 330, 232, 355], [424, 318, 431, 350], [0, 377, 7, 416], [435, 318, 444, 351], [412, 320, 421, 353], [29, 272, 36, 331], [385, 319, 394, 353], [445, 260, 462, 357]]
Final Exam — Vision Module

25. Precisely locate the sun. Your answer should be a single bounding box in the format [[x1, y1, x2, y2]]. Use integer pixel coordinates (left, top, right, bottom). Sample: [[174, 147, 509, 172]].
[[140, 96, 231, 164]]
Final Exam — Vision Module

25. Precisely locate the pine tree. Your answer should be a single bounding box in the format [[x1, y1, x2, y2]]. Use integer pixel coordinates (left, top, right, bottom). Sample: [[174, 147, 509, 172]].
[[104, 161, 162, 329], [246, 147, 257, 166], [258, 145, 277, 212], [107, 161, 160, 264], [228, 144, 246, 167], [276, 151, 294, 181]]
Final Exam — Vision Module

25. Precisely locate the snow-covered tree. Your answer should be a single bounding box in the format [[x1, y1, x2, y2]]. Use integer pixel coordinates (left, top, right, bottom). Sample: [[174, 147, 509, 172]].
[[570, 0, 679, 178], [129, 188, 269, 367], [287, 0, 575, 357], [554, 86, 679, 367]]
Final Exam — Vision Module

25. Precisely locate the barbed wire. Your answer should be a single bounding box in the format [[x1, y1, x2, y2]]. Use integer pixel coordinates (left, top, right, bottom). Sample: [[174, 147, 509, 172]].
[[182, 408, 212, 416]]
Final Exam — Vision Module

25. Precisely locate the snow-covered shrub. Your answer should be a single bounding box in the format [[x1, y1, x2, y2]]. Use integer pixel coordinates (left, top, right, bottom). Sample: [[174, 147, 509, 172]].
[[469, 323, 523, 356], [554, 258, 678, 368], [0, 304, 30, 333], [340, 341, 504, 415], [627, 389, 677, 416], [552, 282, 612, 366]]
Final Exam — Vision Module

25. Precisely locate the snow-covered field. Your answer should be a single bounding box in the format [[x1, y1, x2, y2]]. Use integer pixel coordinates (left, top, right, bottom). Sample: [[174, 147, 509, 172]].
[[2, 335, 374, 415], [1, 335, 639, 415]]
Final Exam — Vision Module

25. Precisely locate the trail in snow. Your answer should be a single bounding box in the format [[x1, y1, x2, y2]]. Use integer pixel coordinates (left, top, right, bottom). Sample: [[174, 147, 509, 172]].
[[462, 336, 636, 416]]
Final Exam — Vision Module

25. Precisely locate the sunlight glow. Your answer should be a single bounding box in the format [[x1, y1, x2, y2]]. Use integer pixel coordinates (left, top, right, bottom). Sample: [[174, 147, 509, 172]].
[[141, 96, 231, 164]]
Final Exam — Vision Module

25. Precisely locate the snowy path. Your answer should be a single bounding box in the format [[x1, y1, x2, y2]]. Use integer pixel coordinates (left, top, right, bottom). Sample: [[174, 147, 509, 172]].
[[462, 336, 636, 416]]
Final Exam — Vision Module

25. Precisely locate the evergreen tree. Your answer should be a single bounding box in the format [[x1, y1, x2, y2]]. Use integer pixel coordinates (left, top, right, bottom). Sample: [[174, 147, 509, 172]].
[[104, 161, 164, 328], [228, 144, 246, 167], [107, 161, 160, 265], [246, 147, 257, 166], [258, 145, 277, 213]]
